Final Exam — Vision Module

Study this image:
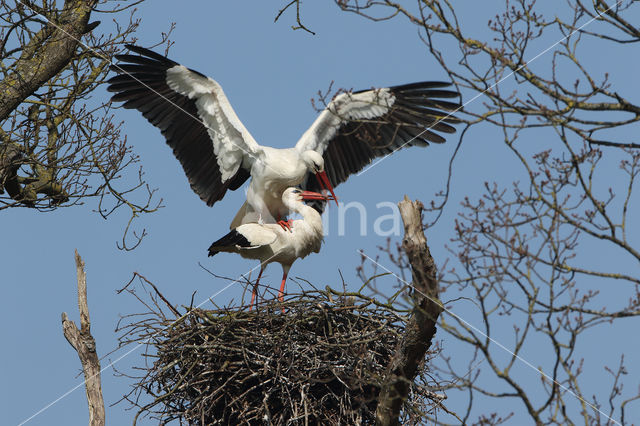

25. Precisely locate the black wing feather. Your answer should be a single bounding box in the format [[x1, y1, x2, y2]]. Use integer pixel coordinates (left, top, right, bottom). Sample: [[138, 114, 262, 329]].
[[107, 45, 249, 207], [303, 81, 461, 211]]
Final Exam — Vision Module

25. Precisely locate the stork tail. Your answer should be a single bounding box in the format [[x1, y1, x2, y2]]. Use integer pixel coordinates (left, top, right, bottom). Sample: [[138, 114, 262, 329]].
[[208, 229, 251, 257]]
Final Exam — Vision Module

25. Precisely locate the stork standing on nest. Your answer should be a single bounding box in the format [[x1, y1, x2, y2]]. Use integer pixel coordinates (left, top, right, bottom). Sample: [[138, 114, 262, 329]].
[[208, 188, 331, 309], [107, 45, 460, 228]]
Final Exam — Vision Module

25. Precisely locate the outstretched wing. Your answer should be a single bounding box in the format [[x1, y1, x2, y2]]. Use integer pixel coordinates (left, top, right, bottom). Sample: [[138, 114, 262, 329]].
[[107, 45, 261, 206], [296, 82, 460, 201]]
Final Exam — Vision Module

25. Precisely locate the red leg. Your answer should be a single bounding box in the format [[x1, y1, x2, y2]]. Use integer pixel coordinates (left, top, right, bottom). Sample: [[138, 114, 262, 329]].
[[277, 219, 293, 232], [278, 269, 289, 313], [249, 266, 265, 311]]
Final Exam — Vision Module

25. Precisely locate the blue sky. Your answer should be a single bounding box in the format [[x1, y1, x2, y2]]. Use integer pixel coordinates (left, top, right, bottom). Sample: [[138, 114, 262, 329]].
[[3, 1, 638, 424]]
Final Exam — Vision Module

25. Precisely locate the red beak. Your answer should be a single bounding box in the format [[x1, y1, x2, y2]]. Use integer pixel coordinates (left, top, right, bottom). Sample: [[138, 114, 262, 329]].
[[300, 190, 335, 201], [314, 171, 338, 205]]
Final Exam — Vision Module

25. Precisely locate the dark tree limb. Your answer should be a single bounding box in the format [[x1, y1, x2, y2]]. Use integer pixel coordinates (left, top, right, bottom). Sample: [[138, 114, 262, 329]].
[[0, 0, 98, 121], [273, 0, 316, 35], [61, 250, 105, 426], [376, 196, 443, 426], [0, 0, 97, 206], [0, 137, 24, 200]]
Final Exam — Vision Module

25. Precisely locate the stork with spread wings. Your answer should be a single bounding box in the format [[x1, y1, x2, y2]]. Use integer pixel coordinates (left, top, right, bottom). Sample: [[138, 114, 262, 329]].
[[107, 45, 461, 228]]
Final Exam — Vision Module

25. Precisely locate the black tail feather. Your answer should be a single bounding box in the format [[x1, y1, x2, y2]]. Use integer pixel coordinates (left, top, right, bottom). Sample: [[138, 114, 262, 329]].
[[208, 229, 251, 257]]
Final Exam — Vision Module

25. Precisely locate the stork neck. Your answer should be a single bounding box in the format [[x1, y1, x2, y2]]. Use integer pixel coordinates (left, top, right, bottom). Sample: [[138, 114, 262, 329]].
[[296, 204, 323, 233], [284, 199, 322, 230], [296, 203, 319, 220]]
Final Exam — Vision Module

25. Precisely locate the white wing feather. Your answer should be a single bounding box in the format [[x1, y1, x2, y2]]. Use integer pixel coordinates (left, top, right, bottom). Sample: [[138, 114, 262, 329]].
[[237, 224, 278, 247], [166, 66, 262, 181], [295, 88, 395, 154]]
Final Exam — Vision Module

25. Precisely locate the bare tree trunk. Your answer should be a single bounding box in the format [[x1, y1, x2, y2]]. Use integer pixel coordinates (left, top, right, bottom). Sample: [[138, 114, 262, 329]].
[[61, 251, 105, 426], [376, 196, 443, 426], [0, 0, 98, 121]]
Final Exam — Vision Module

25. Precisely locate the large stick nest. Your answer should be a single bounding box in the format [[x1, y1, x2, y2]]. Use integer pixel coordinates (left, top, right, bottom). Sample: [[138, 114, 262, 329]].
[[118, 288, 439, 425]]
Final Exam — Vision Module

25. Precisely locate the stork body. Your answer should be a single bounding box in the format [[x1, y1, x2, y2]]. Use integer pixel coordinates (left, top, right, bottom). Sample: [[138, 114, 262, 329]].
[[208, 188, 326, 307], [234, 148, 324, 226], [108, 45, 460, 226]]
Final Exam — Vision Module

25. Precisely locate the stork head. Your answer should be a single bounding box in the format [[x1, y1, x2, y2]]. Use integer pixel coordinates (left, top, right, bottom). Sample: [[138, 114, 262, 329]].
[[301, 150, 325, 173], [301, 150, 338, 205]]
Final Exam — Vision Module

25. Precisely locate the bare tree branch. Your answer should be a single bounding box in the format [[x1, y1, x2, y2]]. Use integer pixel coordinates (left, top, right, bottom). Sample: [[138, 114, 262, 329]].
[[61, 250, 105, 426], [333, 1, 640, 422], [0, 0, 98, 121], [274, 0, 316, 35], [376, 196, 443, 425], [0, 0, 166, 247]]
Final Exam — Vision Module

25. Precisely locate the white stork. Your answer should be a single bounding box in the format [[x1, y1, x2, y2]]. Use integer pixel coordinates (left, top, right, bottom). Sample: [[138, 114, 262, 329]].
[[208, 187, 330, 308], [107, 45, 460, 226]]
